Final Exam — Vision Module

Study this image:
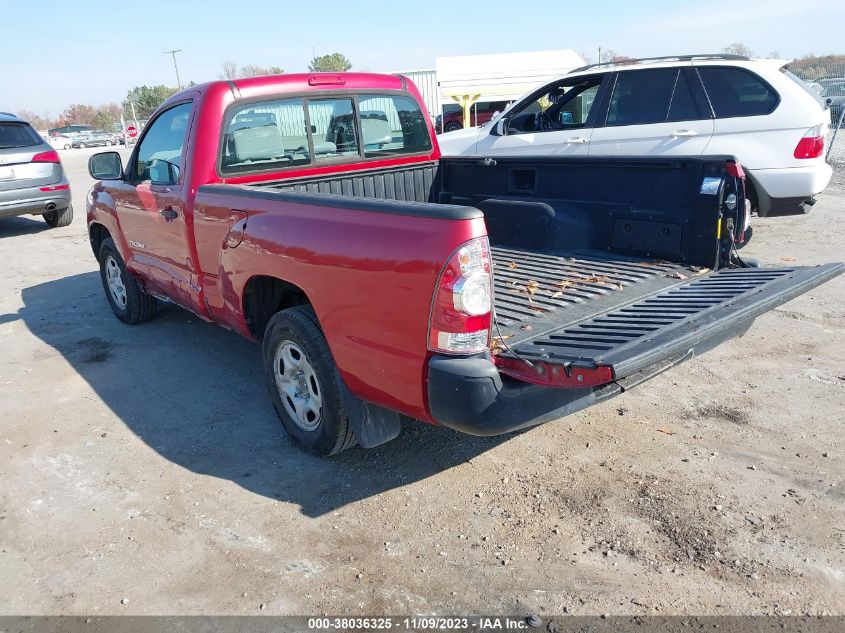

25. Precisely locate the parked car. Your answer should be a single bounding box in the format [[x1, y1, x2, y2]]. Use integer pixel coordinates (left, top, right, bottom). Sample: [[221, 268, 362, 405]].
[[0, 112, 73, 227], [438, 54, 833, 217], [820, 79, 845, 126], [85, 73, 841, 456], [46, 134, 74, 150], [72, 132, 118, 149], [436, 101, 510, 133]]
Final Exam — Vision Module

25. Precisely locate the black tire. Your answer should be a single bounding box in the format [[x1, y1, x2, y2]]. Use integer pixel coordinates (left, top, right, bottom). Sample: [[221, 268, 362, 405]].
[[98, 237, 157, 324], [262, 306, 356, 456], [444, 122, 463, 133], [105, 140, 112, 146], [43, 204, 73, 228], [79, 142, 87, 148]]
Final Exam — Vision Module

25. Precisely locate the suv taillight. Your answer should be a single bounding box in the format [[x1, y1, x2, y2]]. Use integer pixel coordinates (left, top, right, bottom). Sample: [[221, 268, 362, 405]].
[[793, 125, 825, 159], [428, 237, 493, 354], [31, 150, 61, 163]]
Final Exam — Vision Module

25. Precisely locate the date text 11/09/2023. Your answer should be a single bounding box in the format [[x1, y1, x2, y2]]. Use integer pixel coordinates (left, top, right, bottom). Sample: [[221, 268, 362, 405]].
[[307, 616, 531, 630]]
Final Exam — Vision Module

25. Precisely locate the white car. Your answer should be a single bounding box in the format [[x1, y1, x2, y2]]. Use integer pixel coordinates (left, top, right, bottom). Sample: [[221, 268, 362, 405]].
[[438, 55, 832, 217], [45, 135, 74, 150]]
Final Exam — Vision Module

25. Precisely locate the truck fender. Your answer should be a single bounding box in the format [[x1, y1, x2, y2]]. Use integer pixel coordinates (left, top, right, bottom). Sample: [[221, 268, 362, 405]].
[[337, 380, 402, 448]]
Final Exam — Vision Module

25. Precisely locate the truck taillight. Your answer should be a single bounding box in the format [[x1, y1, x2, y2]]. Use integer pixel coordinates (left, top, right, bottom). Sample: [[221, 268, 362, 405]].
[[428, 237, 492, 354], [793, 125, 824, 159]]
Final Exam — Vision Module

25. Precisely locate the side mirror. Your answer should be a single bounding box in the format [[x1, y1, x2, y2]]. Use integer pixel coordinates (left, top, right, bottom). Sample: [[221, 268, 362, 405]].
[[494, 118, 507, 136], [89, 151, 123, 180]]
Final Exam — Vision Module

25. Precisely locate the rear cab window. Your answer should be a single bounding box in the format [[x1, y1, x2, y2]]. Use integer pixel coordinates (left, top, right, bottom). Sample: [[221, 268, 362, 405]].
[[221, 92, 432, 175], [0, 122, 43, 148], [696, 66, 779, 117]]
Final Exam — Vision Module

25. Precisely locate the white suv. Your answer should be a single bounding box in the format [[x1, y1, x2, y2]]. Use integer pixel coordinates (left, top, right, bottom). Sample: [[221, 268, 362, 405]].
[[437, 55, 832, 217]]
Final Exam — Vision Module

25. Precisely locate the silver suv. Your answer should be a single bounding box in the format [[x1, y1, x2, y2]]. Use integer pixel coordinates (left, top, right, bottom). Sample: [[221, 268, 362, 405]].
[[0, 112, 72, 227]]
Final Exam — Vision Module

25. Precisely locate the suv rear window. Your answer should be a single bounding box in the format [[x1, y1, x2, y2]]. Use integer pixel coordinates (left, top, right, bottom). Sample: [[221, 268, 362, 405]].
[[697, 67, 779, 117], [0, 122, 43, 148]]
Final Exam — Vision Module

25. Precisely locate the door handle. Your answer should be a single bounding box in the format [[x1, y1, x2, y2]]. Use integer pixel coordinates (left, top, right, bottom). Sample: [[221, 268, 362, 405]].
[[159, 207, 178, 222], [564, 137, 588, 144], [671, 129, 698, 137]]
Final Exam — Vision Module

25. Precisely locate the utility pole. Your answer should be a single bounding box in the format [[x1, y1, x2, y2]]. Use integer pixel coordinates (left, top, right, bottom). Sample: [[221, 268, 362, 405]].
[[164, 49, 183, 90], [598, 47, 602, 65]]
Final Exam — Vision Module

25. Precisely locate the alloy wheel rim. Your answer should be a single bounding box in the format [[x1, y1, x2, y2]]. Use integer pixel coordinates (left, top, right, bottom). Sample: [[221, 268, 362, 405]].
[[273, 341, 323, 431], [105, 255, 127, 309]]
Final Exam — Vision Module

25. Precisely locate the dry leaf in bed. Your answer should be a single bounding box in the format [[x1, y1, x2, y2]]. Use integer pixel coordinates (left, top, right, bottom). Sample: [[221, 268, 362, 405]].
[[507, 261, 519, 269], [666, 272, 688, 280], [550, 290, 563, 298], [520, 324, 533, 331], [490, 335, 513, 355], [525, 280, 540, 295], [781, 256, 797, 263]]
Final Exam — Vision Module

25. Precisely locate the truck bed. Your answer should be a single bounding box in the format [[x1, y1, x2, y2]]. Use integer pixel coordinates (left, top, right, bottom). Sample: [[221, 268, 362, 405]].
[[491, 246, 697, 342], [491, 245, 843, 379], [243, 157, 843, 383]]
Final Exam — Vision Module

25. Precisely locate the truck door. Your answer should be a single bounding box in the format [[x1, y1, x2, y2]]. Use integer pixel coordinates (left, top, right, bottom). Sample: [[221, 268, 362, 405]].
[[112, 101, 197, 310], [588, 68, 714, 156], [475, 74, 607, 156]]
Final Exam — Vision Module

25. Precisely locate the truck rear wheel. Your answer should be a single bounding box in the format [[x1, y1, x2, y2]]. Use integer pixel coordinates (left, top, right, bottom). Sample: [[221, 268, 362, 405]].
[[262, 306, 356, 456], [98, 237, 157, 324]]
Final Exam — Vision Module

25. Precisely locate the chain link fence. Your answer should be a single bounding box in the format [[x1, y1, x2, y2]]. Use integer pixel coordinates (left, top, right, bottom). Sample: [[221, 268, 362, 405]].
[[786, 56, 845, 167]]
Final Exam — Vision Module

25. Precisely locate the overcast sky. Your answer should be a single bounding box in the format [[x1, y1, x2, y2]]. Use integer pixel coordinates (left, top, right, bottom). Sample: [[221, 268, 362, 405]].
[[1, 0, 842, 116]]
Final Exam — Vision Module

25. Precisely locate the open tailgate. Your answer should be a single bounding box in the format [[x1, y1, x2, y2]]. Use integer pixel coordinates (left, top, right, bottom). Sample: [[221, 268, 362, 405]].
[[497, 263, 844, 384]]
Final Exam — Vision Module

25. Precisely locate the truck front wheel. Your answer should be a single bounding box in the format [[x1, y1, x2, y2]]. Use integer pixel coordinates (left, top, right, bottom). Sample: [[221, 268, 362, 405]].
[[262, 306, 356, 456], [98, 237, 157, 324]]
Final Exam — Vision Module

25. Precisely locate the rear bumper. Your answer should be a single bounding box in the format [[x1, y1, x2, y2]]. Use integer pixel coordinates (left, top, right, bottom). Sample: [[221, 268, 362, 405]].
[[426, 319, 753, 436], [0, 183, 71, 219], [749, 164, 832, 216], [0, 195, 71, 219]]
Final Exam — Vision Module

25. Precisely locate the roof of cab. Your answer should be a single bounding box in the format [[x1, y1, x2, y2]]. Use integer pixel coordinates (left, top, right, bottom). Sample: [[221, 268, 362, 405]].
[[174, 72, 408, 102]]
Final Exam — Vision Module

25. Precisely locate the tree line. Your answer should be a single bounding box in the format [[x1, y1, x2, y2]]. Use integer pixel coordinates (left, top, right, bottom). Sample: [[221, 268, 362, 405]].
[[17, 52, 353, 131]]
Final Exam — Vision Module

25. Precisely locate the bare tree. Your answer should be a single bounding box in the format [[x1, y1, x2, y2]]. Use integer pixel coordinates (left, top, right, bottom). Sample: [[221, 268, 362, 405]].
[[219, 60, 238, 80], [220, 61, 283, 79], [722, 43, 754, 58]]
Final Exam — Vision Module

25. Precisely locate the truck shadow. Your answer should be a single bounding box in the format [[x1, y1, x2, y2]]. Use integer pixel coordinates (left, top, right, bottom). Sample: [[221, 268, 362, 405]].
[[19, 272, 510, 517]]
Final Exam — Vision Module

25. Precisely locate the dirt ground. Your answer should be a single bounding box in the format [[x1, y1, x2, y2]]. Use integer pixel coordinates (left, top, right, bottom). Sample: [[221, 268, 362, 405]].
[[0, 150, 843, 617]]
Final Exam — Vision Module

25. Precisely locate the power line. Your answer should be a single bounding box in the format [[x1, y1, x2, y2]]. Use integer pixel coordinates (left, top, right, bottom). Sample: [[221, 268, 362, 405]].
[[164, 49, 183, 90]]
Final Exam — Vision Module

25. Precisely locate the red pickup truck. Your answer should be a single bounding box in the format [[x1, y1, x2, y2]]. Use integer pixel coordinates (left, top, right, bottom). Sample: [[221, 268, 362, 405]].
[[86, 72, 842, 456]]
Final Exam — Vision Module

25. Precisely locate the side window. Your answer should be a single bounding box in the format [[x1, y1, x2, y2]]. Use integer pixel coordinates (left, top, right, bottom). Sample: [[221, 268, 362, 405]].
[[667, 72, 704, 121], [697, 67, 779, 118], [221, 98, 310, 174], [606, 69, 676, 126], [357, 94, 432, 158], [307, 98, 360, 161], [507, 76, 603, 135], [134, 102, 192, 184]]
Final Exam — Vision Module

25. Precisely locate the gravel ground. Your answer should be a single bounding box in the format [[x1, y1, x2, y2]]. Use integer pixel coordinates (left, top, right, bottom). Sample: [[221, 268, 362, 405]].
[[0, 149, 842, 616]]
